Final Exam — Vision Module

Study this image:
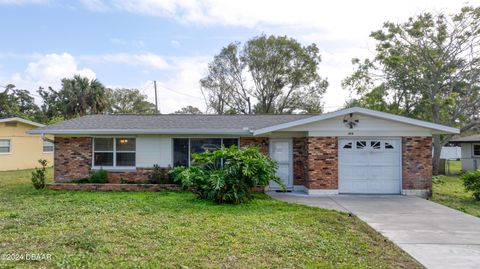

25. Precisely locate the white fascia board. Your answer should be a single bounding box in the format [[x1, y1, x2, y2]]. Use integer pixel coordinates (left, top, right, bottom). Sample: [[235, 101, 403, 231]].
[[0, 117, 44, 127], [27, 128, 252, 136], [253, 107, 460, 135]]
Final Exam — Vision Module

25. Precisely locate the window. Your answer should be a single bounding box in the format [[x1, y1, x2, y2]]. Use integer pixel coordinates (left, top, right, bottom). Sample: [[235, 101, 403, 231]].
[[173, 138, 239, 167], [370, 141, 381, 149], [342, 142, 352, 149], [93, 138, 136, 167], [0, 139, 10, 153], [385, 142, 394, 149], [474, 144, 480, 156], [356, 141, 366, 149], [43, 140, 54, 153]]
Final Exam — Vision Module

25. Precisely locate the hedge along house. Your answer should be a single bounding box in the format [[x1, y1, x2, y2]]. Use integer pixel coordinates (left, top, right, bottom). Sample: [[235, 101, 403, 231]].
[[29, 107, 458, 197]]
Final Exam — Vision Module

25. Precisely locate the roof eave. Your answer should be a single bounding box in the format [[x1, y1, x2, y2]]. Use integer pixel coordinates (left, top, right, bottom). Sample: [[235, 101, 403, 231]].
[[253, 107, 460, 135], [28, 128, 253, 136], [0, 117, 44, 127]]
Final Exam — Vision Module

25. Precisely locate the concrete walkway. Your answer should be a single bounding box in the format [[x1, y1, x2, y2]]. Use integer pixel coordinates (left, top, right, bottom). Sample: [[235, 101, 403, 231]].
[[268, 192, 480, 269]]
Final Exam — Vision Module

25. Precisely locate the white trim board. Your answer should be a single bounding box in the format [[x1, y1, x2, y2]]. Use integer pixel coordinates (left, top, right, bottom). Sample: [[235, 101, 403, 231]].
[[254, 107, 459, 135]]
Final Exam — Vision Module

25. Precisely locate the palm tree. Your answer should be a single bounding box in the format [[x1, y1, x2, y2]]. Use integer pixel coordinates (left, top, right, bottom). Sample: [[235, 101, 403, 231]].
[[60, 75, 110, 117]]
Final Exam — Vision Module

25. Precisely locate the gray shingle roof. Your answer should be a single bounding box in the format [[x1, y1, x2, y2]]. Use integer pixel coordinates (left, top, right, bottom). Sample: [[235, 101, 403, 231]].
[[29, 114, 315, 135], [450, 134, 480, 143]]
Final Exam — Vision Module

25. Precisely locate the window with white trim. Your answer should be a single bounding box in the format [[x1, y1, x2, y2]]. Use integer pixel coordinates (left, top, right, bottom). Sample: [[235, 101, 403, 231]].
[[43, 140, 54, 153], [173, 138, 239, 167], [474, 144, 480, 156], [0, 139, 10, 153], [93, 138, 136, 167]]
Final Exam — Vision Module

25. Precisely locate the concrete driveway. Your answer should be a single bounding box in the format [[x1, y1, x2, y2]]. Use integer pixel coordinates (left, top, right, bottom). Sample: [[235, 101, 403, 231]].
[[268, 192, 480, 269]]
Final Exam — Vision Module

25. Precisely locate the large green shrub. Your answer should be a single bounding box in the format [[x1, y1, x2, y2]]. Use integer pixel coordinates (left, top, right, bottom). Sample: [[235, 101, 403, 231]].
[[31, 159, 48, 189], [462, 170, 480, 200], [170, 146, 283, 204]]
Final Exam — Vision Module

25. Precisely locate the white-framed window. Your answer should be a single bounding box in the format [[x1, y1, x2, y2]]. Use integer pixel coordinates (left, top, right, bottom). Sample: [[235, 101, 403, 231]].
[[93, 138, 136, 168], [473, 144, 480, 156], [0, 139, 11, 153], [43, 140, 54, 153], [173, 138, 240, 167]]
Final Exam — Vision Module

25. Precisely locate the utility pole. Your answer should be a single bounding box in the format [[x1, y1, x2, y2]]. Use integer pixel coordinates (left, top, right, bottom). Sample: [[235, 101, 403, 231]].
[[153, 80, 159, 113]]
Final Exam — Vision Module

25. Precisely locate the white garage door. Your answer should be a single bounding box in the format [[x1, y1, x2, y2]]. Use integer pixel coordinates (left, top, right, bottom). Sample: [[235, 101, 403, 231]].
[[339, 138, 401, 194]]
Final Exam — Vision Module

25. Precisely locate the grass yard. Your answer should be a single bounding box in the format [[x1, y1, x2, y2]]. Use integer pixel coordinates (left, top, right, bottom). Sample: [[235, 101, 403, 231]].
[[432, 174, 480, 218], [0, 169, 421, 268]]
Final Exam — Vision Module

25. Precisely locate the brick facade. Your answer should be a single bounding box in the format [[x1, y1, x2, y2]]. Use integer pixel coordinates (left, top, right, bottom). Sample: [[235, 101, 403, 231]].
[[402, 136, 433, 195], [54, 137, 92, 182], [293, 137, 308, 186], [53, 135, 433, 196], [239, 137, 269, 154], [305, 137, 338, 189]]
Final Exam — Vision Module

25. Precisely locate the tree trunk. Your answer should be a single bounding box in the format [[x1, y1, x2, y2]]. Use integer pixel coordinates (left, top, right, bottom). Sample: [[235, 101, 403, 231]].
[[432, 134, 443, 175]]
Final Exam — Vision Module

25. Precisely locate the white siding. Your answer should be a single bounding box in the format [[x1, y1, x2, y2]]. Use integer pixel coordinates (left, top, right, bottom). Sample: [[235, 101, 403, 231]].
[[136, 137, 172, 167], [460, 143, 480, 171], [284, 114, 433, 137], [440, 146, 461, 159]]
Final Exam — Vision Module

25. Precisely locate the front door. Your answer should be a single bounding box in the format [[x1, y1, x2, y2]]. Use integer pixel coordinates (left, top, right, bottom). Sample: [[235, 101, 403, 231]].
[[269, 139, 293, 189]]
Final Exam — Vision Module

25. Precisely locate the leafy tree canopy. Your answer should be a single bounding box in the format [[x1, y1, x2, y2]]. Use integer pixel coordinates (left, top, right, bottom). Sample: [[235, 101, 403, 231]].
[[108, 88, 156, 114], [201, 35, 328, 114], [174, 105, 203, 114]]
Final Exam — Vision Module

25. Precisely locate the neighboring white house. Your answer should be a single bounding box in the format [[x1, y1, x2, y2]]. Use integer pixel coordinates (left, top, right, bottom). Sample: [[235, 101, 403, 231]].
[[440, 146, 461, 160], [450, 135, 480, 171]]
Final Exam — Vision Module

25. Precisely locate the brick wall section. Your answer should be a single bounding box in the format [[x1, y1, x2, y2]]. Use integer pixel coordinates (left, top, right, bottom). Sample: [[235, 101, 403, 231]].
[[402, 136, 433, 193], [107, 168, 169, 184], [54, 137, 92, 182], [306, 137, 338, 189], [293, 137, 308, 186], [48, 183, 180, 191], [239, 137, 269, 154]]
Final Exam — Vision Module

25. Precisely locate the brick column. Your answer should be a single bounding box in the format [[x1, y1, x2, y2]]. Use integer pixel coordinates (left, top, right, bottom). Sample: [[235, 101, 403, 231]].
[[239, 137, 269, 155], [402, 136, 433, 197], [306, 137, 338, 189], [54, 137, 92, 182], [293, 137, 308, 186]]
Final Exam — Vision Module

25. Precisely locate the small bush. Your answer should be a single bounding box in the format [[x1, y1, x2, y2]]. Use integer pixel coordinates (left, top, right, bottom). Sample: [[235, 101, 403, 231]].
[[148, 164, 172, 184], [31, 159, 48, 189], [88, 169, 108, 183], [170, 146, 283, 204], [462, 170, 480, 200], [72, 178, 90, 184]]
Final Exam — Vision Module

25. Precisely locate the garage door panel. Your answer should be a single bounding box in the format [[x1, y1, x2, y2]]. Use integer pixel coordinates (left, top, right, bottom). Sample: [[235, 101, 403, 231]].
[[339, 138, 401, 194], [341, 152, 369, 164]]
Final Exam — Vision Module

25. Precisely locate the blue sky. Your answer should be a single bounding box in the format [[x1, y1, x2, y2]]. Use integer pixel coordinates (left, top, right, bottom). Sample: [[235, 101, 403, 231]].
[[0, 0, 474, 113]]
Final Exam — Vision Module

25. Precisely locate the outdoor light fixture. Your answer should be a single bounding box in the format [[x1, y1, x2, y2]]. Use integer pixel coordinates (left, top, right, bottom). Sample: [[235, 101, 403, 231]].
[[119, 139, 129, 144]]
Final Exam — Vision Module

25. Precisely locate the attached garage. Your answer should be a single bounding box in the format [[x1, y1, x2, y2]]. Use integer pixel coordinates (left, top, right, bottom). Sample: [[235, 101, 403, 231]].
[[338, 138, 401, 194]]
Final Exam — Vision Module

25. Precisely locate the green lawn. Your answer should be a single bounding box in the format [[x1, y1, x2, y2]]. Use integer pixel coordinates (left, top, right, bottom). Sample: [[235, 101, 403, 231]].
[[0, 169, 420, 268], [432, 174, 480, 218]]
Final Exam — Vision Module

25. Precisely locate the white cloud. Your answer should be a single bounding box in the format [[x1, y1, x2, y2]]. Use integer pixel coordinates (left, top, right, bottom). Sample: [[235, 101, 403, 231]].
[[25, 53, 96, 86], [145, 56, 209, 113], [81, 53, 170, 70]]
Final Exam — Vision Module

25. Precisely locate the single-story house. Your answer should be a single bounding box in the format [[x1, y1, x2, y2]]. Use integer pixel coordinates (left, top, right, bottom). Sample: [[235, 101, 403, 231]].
[[450, 135, 480, 171], [29, 107, 459, 197], [0, 117, 54, 171]]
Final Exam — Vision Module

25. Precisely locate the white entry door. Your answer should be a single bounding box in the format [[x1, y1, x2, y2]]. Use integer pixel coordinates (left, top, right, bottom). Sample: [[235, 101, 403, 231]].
[[339, 138, 401, 194], [269, 139, 293, 189]]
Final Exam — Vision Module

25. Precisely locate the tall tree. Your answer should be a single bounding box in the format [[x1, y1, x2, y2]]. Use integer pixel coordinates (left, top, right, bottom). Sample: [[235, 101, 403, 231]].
[[38, 75, 110, 119], [343, 6, 480, 174], [201, 35, 328, 114], [0, 84, 40, 120], [108, 88, 156, 114], [174, 106, 203, 114]]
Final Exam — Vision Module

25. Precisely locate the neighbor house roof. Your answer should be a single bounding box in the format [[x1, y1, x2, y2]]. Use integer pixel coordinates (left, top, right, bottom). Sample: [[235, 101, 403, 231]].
[[28, 114, 314, 135], [450, 134, 480, 143], [0, 117, 44, 127], [28, 107, 459, 136]]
